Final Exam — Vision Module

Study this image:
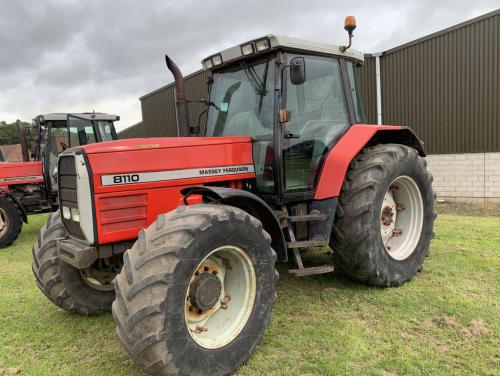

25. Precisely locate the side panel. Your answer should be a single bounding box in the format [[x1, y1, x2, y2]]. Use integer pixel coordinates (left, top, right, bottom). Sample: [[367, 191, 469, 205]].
[[0, 161, 44, 189], [314, 124, 402, 199], [87, 140, 256, 244]]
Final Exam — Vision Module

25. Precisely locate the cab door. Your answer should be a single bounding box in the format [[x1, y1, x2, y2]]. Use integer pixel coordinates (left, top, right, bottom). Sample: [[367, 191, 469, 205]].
[[281, 54, 350, 197]]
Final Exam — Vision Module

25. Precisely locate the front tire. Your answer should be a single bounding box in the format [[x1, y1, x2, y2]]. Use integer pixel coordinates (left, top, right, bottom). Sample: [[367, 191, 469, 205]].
[[32, 211, 115, 315], [0, 196, 23, 248], [112, 204, 278, 376], [331, 144, 435, 287]]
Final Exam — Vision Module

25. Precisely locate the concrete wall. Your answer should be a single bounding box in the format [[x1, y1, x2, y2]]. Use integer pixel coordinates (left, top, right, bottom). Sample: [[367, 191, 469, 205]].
[[426, 153, 500, 203]]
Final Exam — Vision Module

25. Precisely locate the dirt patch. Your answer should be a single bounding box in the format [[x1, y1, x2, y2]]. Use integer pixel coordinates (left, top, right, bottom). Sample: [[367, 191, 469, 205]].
[[436, 202, 500, 217], [1, 368, 21, 375], [462, 318, 490, 337], [431, 315, 461, 329], [435, 341, 449, 354]]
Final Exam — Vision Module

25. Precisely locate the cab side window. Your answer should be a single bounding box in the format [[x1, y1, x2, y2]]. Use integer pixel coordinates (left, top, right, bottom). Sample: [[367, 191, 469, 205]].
[[284, 54, 348, 192]]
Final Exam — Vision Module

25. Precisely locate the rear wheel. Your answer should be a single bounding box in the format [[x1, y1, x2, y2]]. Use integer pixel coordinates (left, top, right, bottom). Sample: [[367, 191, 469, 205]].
[[112, 204, 278, 376], [32, 211, 115, 315], [0, 196, 23, 248], [331, 144, 435, 287]]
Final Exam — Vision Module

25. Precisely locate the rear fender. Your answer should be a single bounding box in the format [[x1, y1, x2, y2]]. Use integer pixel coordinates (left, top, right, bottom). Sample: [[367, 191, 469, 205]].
[[0, 190, 28, 223], [181, 186, 287, 261], [314, 124, 425, 200]]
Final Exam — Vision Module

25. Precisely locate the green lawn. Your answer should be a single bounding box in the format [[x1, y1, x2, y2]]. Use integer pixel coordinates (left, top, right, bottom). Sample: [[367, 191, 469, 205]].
[[0, 213, 499, 375]]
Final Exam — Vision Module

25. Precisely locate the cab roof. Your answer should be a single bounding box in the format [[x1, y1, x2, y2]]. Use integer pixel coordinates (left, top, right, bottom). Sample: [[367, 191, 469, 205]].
[[202, 34, 364, 69], [34, 113, 119, 123]]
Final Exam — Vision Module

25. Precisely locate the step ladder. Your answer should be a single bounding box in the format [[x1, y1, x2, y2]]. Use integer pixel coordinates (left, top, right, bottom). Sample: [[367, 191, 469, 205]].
[[283, 207, 335, 277]]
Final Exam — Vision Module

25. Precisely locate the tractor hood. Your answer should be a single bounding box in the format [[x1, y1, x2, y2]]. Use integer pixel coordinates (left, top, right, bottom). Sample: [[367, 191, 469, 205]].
[[73, 136, 256, 194]]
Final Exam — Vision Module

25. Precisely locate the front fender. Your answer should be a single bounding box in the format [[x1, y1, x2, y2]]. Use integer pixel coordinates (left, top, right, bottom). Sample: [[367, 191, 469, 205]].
[[181, 186, 287, 261]]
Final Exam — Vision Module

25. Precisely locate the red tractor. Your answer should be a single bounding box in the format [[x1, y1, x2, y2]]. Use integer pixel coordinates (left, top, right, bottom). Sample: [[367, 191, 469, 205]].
[[33, 19, 435, 376], [0, 113, 118, 247]]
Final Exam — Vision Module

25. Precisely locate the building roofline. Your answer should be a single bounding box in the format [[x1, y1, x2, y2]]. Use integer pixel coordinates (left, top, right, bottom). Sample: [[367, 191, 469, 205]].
[[139, 69, 205, 101], [117, 121, 143, 134], [368, 8, 500, 56]]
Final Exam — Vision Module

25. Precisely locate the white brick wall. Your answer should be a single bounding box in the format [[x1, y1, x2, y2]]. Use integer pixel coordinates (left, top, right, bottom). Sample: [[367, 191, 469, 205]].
[[426, 152, 500, 203]]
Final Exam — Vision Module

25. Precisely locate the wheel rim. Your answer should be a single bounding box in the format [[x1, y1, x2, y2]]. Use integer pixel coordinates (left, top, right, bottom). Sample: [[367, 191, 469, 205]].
[[0, 208, 9, 236], [184, 245, 256, 349], [380, 176, 424, 261], [79, 259, 121, 292]]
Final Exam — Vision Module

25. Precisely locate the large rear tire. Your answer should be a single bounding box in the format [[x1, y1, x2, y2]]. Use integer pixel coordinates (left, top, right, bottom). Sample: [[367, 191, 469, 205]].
[[331, 144, 435, 287], [0, 196, 23, 248], [32, 211, 115, 315], [112, 204, 278, 376]]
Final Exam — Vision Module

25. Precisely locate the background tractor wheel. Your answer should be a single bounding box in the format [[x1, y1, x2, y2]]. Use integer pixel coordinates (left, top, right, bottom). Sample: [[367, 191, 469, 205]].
[[331, 144, 435, 287], [0, 196, 23, 248], [113, 204, 278, 376], [32, 211, 115, 315]]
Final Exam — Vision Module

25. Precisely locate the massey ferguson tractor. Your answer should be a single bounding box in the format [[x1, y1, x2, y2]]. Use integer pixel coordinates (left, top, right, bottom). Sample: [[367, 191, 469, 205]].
[[33, 18, 435, 376], [0, 113, 118, 247]]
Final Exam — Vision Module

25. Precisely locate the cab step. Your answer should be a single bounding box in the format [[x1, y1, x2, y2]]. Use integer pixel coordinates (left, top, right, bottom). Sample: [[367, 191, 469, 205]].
[[288, 265, 335, 277], [286, 239, 328, 248], [288, 213, 327, 222]]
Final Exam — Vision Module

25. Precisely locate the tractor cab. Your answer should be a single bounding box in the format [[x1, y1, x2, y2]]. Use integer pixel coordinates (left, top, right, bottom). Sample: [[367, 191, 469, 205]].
[[199, 34, 366, 204], [34, 113, 119, 192]]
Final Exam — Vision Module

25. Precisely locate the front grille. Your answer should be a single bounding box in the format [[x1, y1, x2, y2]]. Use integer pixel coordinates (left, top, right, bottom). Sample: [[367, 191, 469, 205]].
[[58, 155, 85, 240]]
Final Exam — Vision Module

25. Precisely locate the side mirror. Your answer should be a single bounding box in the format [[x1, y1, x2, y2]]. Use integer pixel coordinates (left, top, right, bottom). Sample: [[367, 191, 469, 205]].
[[290, 57, 306, 85]]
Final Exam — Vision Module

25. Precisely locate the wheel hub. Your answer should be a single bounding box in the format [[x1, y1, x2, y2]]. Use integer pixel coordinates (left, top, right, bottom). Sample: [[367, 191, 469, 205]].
[[189, 272, 222, 311], [381, 206, 394, 226]]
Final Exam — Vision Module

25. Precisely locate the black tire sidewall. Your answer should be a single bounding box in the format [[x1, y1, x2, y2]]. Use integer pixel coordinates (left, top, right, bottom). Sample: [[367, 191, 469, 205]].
[[163, 215, 276, 373], [58, 262, 115, 311], [0, 196, 23, 247], [369, 151, 434, 282]]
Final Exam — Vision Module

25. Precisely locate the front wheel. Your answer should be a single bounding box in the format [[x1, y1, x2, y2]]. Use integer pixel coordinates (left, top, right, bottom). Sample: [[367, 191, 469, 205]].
[[112, 204, 278, 376], [0, 196, 23, 248], [32, 211, 116, 315], [331, 144, 435, 287]]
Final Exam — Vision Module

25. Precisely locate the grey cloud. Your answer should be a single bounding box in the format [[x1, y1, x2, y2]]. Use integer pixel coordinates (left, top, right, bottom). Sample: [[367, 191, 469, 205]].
[[0, 0, 498, 130]]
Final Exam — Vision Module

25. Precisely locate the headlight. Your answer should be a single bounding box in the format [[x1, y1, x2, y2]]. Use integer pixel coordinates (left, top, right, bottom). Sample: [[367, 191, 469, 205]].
[[255, 38, 270, 52], [71, 207, 80, 222], [211, 54, 223, 65], [241, 43, 254, 56], [62, 206, 71, 220]]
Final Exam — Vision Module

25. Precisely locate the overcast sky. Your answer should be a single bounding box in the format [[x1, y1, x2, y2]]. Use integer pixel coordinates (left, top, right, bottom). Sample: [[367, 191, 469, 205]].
[[0, 0, 498, 131]]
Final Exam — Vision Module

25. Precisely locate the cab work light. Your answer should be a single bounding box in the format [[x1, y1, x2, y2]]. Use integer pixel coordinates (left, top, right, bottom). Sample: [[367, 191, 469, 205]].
[[212, 54, 223, 65], [255, 38, 270, 52], [241, 43, 254, 56], [204, 59, 214, 69]]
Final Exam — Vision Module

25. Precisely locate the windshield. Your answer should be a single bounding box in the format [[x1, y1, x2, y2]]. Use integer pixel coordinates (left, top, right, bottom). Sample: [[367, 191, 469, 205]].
[[97, 120, 117, 141], [205, 54, 275, 137]]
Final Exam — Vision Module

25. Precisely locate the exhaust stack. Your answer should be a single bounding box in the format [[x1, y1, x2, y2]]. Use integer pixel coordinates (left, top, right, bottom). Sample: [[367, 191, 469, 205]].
[[165, 55, 190, 137], [17, 119, 30, 162]]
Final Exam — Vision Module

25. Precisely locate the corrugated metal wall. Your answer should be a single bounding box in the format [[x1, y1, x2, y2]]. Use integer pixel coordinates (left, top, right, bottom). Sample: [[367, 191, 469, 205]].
[[140, 70, 209, 137], [377, 9, 500, 154], [118, 121, 145, 138], [139, 9, 500, 154], [357, 55, 377, 124]]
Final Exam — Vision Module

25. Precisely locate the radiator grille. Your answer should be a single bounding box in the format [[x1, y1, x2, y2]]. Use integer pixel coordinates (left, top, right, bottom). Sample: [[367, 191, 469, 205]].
[[58, 155, 85, 240]]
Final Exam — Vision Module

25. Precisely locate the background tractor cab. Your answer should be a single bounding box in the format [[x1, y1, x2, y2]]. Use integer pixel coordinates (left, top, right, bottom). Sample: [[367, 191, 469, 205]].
[[0, 112, 118, 247], [34, 113, 119, 193]]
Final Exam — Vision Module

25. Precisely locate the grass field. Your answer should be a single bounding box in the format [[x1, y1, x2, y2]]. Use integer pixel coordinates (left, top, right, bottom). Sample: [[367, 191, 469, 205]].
[[0, 213, 499, 375]]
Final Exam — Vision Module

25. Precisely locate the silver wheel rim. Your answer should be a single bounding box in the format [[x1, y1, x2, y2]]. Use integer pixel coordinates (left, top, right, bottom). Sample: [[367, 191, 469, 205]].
[[0, 208, 8, 236], [380, 176, 424, 260], [184, 245, 256, 349]]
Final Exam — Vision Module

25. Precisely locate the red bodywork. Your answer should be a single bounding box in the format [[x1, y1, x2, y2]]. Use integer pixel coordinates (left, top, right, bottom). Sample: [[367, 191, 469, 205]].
[[81, 124, 402, 245], [84, 137, 255, 244], [0, 161, 44, 190], [314, 124, 401, 199]]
